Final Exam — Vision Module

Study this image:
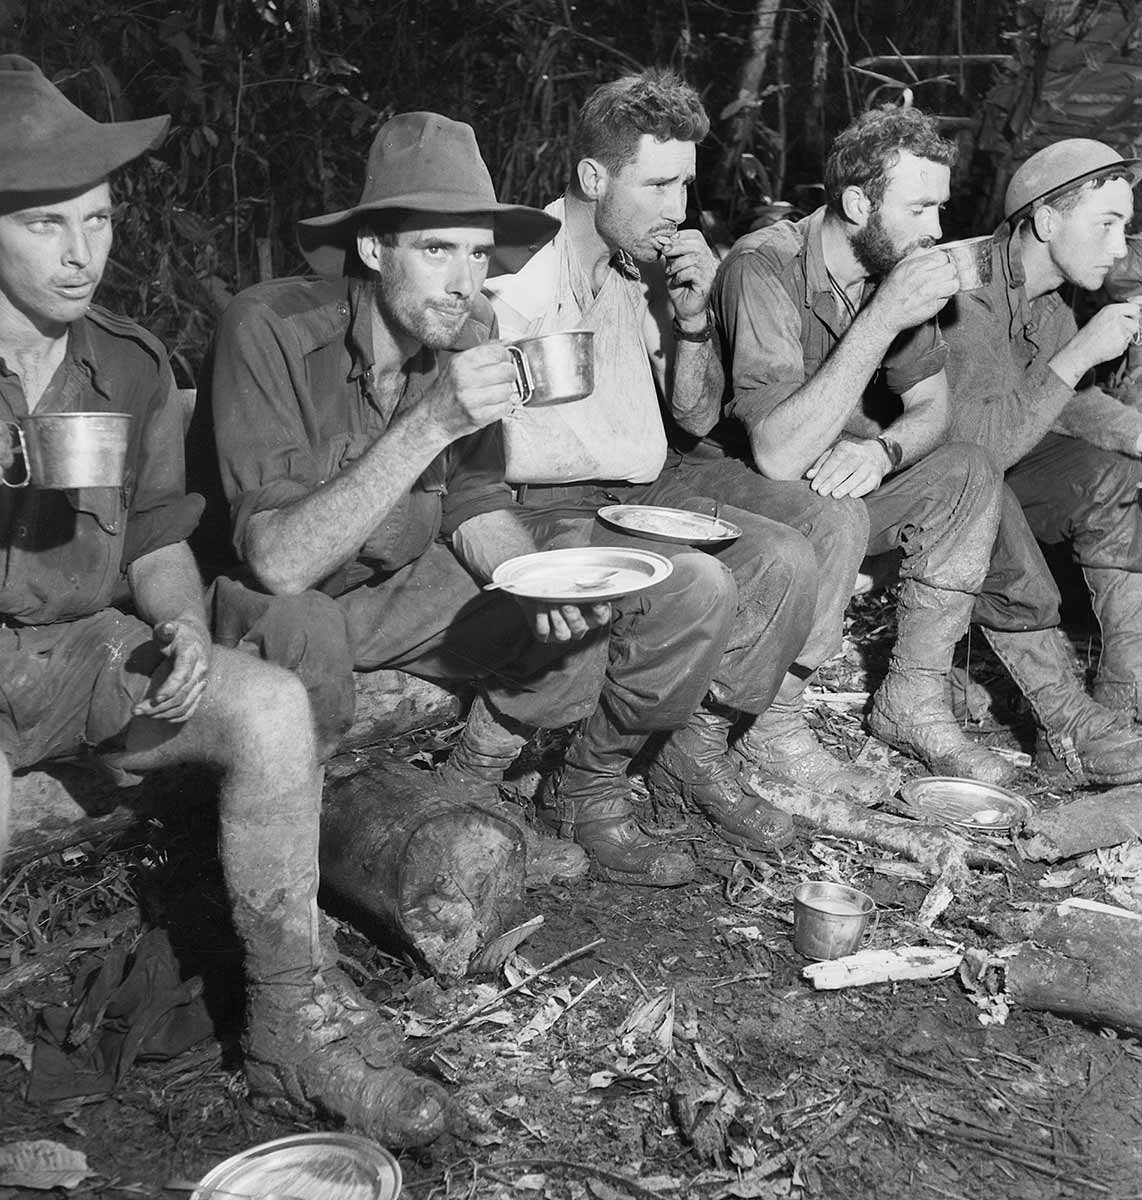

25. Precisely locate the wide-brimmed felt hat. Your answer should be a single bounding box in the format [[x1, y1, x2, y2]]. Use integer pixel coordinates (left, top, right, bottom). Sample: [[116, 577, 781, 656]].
[[1005, 138, 1142, 223], [0, 55, 169, 196], [297, 111, 560, 278]]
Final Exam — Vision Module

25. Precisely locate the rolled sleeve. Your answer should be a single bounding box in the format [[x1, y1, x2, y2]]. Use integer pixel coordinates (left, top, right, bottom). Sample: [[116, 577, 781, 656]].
[[122, 358, 204, 565], [441, 424, 514, 536], [883, 322, 948, 395], [714, 251, 807, 433], [209, 290, 329, 557]]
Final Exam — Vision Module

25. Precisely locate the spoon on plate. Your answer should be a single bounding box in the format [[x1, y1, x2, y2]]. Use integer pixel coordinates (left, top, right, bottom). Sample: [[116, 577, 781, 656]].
[[484, 570, 620, 593]]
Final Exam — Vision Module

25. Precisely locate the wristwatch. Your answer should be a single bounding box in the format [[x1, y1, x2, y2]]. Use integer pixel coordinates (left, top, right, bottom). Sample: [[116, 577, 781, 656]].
[[672, 311, 714, 343], [875, 434, 903, 471]]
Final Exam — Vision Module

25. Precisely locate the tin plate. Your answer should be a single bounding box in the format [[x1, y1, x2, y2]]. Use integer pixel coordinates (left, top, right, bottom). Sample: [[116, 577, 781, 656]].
[[597, 504, 742, 545], [899, 776, 1034, 832], [191, 1132, 401, 1200], [489, 547, 673, 603]]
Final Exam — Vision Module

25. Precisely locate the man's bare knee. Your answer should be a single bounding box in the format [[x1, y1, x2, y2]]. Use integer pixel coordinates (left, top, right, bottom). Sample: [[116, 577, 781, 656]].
[[205, 649, 317, 767]]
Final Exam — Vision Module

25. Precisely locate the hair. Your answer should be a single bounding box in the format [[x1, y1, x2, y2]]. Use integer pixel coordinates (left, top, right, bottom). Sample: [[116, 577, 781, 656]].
[[570, 68, 709, 175], [824, 105, 957, 212], [1034, 172, 1133, 218]]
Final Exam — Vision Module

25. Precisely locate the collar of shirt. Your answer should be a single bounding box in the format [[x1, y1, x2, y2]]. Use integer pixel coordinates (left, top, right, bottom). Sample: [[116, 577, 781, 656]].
[[995, 225, 1065, 358], [610, 248, 642, 281], [802, 206, 872, 337], [0, 315, 110, 418]]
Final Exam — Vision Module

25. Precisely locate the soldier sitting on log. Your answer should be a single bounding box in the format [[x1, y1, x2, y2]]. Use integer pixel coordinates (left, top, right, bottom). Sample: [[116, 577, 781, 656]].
[[200, 111, 810, 887], [0, 57, 448, 1148]]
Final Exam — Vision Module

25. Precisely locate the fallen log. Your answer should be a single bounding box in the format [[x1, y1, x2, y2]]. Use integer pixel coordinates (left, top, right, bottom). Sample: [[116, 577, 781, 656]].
[[750, 777, 1013, 874], [1001, 899, 1142, 1038], [319, 751, 528, 982], [1019, 787, 1142, 862]]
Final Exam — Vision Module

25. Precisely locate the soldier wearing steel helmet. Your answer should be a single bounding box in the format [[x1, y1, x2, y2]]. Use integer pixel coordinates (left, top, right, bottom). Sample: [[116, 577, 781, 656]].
[[941, 138, 1142, 779]]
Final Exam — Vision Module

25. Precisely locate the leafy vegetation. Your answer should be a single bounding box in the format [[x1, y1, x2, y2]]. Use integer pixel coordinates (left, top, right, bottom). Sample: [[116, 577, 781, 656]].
[[0, 0, 1014, 382]]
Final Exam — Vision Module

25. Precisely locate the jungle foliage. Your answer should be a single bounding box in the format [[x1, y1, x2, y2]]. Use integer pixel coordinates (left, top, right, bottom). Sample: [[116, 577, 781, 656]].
[[0, 0, 1015, 381]]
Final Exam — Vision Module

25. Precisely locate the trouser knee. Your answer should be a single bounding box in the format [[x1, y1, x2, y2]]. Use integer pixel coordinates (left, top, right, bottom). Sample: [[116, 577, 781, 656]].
[[210, 578, 355, 757], [604, 553, 735, 730], [973, 488, 1061, 631]]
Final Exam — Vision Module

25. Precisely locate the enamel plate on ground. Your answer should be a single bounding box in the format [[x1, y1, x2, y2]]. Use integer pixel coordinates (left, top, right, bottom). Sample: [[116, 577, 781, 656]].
[[190, 1132, 401, 1200], [597, 503, 743, 545], [489, 546, 673, 603], [899, 777, 1034, 832]]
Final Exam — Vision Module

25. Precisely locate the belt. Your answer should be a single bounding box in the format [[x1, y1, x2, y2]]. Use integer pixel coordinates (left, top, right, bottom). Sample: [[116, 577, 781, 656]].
[[515, 481, 636, 504]]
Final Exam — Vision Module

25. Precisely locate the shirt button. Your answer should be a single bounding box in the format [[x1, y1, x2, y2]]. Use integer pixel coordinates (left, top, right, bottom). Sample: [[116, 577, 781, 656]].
[[16, 525, 27, 539], [337, 303, 349, 317]]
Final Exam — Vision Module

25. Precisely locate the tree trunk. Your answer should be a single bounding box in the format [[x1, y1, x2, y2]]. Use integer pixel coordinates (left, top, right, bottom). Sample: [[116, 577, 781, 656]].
[[319, 752, 527, 983], [1018, 787, 1142, 862], [1003, 901, 1142, 1038], [762, 780, 1012, 873]]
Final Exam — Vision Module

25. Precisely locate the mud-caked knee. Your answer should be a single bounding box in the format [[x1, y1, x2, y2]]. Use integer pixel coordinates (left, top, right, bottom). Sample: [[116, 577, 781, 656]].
[[211, 655, 320, 790]]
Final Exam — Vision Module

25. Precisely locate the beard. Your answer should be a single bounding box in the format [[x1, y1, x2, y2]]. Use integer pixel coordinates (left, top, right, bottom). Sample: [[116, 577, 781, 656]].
[[374, 284, 471, 351], [851, 209, 932, 279]]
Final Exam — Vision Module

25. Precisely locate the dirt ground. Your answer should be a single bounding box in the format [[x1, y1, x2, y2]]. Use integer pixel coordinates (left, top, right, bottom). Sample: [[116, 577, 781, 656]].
[[4, 593, 1142, 1200]]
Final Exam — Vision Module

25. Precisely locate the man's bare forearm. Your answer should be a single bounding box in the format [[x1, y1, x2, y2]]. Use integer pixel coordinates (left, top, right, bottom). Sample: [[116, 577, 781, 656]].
[[450, 509, 539, 581], [128, 542, 209, 629], [669, 337, 724, 436], [245, 407, 451, 595], [884, 375, 950, 467], [749, 305, 895, 479]]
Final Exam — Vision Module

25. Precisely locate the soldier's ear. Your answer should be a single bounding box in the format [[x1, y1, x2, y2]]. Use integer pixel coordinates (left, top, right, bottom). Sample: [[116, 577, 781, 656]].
[[841, 184, 871, 226], [1030, 204, 1056, 243], [356, 229, 383, 272], [577, 157, 606, 201]]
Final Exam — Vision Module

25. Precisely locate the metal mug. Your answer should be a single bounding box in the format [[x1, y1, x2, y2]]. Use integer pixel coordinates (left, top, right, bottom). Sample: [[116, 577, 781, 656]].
[[942, 236, 994, 291], [2, 412, 132, 489], [792, 881, 877, 961], [506, 329, 595, 407]]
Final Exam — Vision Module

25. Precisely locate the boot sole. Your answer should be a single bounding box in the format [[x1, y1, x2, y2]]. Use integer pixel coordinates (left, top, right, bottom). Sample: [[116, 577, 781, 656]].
[[590, 860, 696, 886]]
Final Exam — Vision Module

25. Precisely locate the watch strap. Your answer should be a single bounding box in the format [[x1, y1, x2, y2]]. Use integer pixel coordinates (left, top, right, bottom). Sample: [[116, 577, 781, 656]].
[[875, 434, 903, 471], [672, 311, 714, 343]]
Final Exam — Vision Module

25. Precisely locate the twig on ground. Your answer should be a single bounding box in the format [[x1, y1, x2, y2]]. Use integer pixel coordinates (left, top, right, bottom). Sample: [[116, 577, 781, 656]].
[[872, 1106, 1110, 1192], [419, 937, 604, 1042], [478, 1157, 668, 1200]]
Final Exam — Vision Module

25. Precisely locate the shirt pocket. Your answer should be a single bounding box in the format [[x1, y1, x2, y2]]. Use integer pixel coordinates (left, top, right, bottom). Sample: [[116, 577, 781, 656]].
[[54, 487, 128, 614]]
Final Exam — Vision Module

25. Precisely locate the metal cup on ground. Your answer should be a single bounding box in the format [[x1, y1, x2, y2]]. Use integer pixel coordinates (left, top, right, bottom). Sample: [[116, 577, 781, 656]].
[[792, 881, 877, 960], [506, 329, 594, 406], [2, 412, 132, 489], [942, 236, 994, 292]]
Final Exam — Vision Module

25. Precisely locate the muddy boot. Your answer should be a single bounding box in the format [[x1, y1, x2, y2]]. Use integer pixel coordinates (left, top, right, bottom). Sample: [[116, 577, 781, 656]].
[[645, 705, 794, 852], [868, 581, 1015, 785], [537, 712, 694, 887], [436, 694, 531, 800], [222, 806, 448, 1147], [983, 627, 1142, 786], [736, 694, 898, 806], [1085, 566, 1142, 722], [436, 696, 588, 885]]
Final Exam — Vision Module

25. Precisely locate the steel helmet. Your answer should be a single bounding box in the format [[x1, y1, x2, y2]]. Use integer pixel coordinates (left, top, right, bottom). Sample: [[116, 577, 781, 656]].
[[1004, 138, 1142, 223]]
